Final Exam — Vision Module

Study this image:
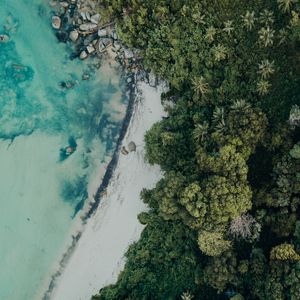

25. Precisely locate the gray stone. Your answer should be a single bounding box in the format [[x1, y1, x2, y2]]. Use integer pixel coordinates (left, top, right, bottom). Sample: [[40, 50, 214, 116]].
[[121, 146, 129, 155], [79, 22, 97, 31], [124, 48, 134, 59], [80, 12, 87, 20], [69, 30, 79, 42], [0, 34, 9, 43], [128, 141, 136, 152], [86, 44, 95, 54], [79, 50, 88, 60], [60, 1, 69, 8], [52, 16, 61, 30], [97, 29, 107, 37], [91, 14, 100, 24], [111, 31, 118, 40]]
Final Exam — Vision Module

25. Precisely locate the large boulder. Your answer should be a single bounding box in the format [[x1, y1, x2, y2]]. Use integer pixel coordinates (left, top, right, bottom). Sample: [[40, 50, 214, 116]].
[[69, 30, 79, 42], [52, 16, 61, 29], [79, 22, 97, 31]]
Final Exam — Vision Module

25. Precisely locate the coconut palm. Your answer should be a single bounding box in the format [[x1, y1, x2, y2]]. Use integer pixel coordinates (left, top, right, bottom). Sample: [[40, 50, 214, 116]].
[[258, 59, 275, 79], [212, 107, 225, 125], [257, 80, 271, 95], [277, 0, 295, 13], [213, 44, 228, 62], [181, 292, 194, 300], [193, 122, 209, 143], [205, 26, 217, 43], [231, 99, 251, 110], [192, 12, 206, 24], [223, 20, 234, 35], [241, 10, 256, 30], [258, 26, 275, 47], [278, 28, 288, 45], [259, 9, 274, 25], [192, 76, 210, 96]]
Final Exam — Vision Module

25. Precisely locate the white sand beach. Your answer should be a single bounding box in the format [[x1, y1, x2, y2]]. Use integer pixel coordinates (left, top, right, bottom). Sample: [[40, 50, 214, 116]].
[[49, 82, 166, 300]]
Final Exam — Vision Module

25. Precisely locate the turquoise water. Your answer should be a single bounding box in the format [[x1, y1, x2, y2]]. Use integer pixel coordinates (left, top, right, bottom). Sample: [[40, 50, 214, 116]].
[[0, 1, 125, 299]]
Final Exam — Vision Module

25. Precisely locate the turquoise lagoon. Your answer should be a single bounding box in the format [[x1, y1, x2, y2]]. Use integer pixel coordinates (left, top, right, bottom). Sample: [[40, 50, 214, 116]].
[[0, 1, 126, 299]]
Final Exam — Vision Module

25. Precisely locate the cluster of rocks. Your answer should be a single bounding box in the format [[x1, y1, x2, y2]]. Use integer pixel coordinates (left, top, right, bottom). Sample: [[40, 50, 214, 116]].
[[49, 0, 155, 87], [121, 141, 136, 155]]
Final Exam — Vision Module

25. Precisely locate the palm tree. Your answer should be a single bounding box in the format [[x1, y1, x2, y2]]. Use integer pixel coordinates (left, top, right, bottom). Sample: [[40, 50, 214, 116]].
[[193, 122, 209, 143], [212, 107, 226, 137], [258, 59, 275, 79], [257, 80, 271, 95], [277, 0, 295, 13], [192, 76, 210, 96], [192, 12, 206, 24], [241, 10, 256, 31], [212, 107, 225, 125], [278, 28, 288, 45], [259, 9, 274, 26], [223, 20, 234, 35], [181, 291, 194, 300], [213, 44, 228, 62], [258, 26, 275, 47], [231, 99, 251, 110], [205, 26, 217, 43]]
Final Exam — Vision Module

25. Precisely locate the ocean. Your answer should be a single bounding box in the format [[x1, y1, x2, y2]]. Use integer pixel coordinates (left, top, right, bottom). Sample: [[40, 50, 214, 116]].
[[0, 0, 125, 299]]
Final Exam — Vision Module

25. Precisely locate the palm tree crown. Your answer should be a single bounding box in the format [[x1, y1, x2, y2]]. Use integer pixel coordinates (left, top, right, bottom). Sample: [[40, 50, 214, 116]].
[[213, 44, 228, 62], [205, 26, 217, 43], [257, 80, 271, 95], [192, 76, 210, 96], [241, 11, 256, 30], [259, 9, 274, 26], [258, 26, 275, 47], [277, 0, 295, 13], [258, 59, 275, 79], [223, 20, 234, 35]]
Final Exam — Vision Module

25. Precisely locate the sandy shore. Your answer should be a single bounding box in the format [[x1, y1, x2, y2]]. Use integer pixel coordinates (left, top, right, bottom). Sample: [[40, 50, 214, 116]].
[[47, 82, 166, 300]]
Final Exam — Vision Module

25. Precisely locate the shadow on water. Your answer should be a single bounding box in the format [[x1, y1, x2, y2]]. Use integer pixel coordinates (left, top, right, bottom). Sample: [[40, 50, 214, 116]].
[[60, 175, 88, 218]]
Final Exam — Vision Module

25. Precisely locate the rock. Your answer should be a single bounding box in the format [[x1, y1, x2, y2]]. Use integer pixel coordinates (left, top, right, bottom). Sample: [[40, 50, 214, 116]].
[[79, 22, 97, 31], [128, 141, 136, 152], [52, 16, 61, 29], [148, 72, 156, 87], [91, 14, 100, 24], [83, 35, 94, 46], [79, 50, 88, 59], [60, 1, 69, 8], [102, 38, 112, 47], [97, 29, 107, 37], [124, 48, 134, 59], [121, 146, 129, 155], [86, 44, 95, 54], [113, 41, 121, 50], [86, 12, 91, 21], [0, 34, 9, 43], [82, 73, 90, 80], [80, 12, 87, 20], [69, 30, 79, 42], [111, 31, 118, 40]]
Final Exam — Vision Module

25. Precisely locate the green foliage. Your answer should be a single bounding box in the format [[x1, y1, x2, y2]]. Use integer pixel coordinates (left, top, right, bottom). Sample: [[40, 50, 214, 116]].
[[197, 231, 231, 257], [270, 243, 300, 261], [95, 0, 300, 299]]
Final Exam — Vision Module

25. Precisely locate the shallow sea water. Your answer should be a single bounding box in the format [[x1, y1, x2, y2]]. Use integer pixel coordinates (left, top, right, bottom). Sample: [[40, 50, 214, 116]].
[[0, 1, 125, 299]]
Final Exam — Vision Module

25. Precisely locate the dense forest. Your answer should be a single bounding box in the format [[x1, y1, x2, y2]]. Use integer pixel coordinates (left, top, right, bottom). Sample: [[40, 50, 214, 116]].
[[93, 0, 300, 299]]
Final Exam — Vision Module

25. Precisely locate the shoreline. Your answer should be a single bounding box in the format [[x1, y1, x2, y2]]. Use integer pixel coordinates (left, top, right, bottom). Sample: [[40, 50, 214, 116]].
[[43, 81, 166, 300], [40, 71, 137, 300]]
